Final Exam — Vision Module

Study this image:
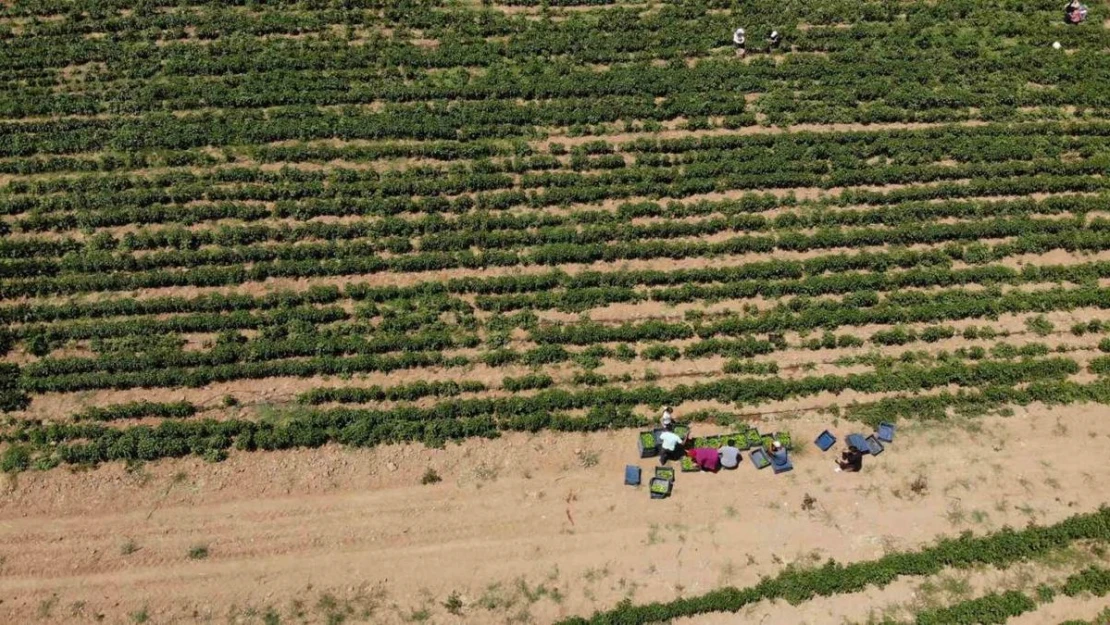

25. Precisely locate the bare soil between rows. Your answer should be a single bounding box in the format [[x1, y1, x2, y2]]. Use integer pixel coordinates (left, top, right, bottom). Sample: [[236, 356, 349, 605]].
[[1, 403, 1108, 624]]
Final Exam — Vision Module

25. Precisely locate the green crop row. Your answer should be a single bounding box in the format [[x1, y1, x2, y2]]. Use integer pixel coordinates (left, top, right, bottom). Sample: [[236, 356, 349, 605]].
[[2, 354, 1084, 454], [0, 286, 343, 324], [13, 216, 1110, 298], [0, 245, 1019, 323], [913, 563, 1110, 625], [297, 380, 487, 405], [530, 285, 1110, 344], [20, 351, 455, 394], [551, 507, 1110, 625], [7, 121, 1102, 201], [915, 590, 1035, 625], [8, 214, 1081, 279], [72, 400, 198, 422], [17, 354, 1079, 427], [8, 190, 1098, 262], [14, 306, 347, 346]]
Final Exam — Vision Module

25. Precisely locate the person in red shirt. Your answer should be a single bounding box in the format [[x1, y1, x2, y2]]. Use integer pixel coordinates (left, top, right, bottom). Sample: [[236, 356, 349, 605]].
[[687, 447, 720, 472]]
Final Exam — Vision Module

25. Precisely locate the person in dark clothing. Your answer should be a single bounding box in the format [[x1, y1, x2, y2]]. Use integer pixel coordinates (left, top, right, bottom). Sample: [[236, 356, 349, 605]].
[[836, 445, 864, 472]]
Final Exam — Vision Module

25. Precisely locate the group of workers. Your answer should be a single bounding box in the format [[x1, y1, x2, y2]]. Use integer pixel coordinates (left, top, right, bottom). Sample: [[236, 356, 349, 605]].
[[658, 406, 866, 473], [732, 27, 781, 58], [734, 4, 1087, 60], [657, 407, 790, 472]]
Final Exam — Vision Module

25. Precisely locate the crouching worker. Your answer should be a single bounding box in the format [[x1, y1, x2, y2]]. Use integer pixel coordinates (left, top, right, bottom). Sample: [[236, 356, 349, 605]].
[[1065, 0, 1088, 24], [836, 444, 864, 472], [718, 439, 741, 469], [769, 440, 790, 468], [688, 447, 720, 472], [658, 429, 685, 465]]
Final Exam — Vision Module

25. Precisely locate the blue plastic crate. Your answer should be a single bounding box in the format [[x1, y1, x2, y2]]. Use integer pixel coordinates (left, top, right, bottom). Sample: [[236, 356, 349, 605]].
[[877, 422, 895, 443], [772, 458, 794, 474], [625, 465, 642, 486], [750, 448, 771, 469], [846, 433, 870, 454], [815, 430, 836, 451], [865, 435, 885, 456]]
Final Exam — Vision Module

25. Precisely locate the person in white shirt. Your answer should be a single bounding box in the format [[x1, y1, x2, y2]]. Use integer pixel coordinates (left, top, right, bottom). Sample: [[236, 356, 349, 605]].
[[733, 28, 746, 58], [661, 406, 674, 429], [658, 430, 685, 465]]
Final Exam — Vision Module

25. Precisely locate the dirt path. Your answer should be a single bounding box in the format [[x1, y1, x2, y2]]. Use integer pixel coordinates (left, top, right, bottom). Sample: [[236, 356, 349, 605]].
[[1, 403, 1108, 624]]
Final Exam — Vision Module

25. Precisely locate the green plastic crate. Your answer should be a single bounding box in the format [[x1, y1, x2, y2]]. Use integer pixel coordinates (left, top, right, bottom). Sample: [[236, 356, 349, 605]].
[[775, 431, 793, 451], [746, 429, 763, 449], [672, 424, 691, 440], [637, 430, 659, 458]]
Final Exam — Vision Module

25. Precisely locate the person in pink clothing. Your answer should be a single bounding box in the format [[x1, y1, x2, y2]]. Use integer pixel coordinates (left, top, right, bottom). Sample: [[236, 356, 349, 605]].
[[687, 447, 720, 472]]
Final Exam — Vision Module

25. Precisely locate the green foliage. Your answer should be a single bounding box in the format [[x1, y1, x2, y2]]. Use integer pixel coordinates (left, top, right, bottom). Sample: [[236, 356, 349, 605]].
[[1, 444, 31, 473], [1025, 315, 1055, 337], [914, 590, 1035, 625], [73, 401, 197, 422], [553, 508, 1110, 625], [502, 374, 554, 392]]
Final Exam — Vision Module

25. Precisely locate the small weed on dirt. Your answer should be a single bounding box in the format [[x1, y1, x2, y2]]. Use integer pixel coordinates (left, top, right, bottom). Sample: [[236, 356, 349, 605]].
[[120, 538, 139, 555], [945, 503, 967, 526], [443, 591, 464, 615], [577, 449, 600, 468], [909, 475, 929, 496], [38, 594, 58, 619], [420, 468, 441, 485]]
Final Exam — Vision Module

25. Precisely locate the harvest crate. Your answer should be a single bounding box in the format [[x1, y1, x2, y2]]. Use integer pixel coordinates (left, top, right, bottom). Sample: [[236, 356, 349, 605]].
[[749, 448, 771, 470], [638, 430, 659, 458], [745, 429, 763, 449], [774, 431, 793, 451], [649, 477, 673, 499], [877, 422, 896, 443], [732, 428, 752, 450], [654, 466, 676, 482]]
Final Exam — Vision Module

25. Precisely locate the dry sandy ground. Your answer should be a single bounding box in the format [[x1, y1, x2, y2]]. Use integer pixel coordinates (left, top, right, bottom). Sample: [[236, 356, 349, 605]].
[[1, 404, 1110, 625]]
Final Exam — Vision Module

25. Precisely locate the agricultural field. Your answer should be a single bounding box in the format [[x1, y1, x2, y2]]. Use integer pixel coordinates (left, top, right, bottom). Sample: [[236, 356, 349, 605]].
[[3, 0, 1110, 623]]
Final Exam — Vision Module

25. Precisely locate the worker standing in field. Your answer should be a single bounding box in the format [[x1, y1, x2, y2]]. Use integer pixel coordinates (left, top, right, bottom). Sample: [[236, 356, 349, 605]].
[[733, 27, 746, 58], [661, 406, 674, 430]]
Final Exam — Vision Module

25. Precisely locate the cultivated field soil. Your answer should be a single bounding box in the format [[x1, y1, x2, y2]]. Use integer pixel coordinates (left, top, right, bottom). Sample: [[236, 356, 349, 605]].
[[3, 403, 1110, 624], [4, 0, 1110, 623]]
